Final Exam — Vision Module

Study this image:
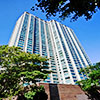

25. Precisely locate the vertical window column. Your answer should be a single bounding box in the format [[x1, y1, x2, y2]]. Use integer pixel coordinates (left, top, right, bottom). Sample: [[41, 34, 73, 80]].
[[33, 18, 40, 54], [17, 13, 29, 50], [41, 21, 47, 57], [27, 16, 34, 53]]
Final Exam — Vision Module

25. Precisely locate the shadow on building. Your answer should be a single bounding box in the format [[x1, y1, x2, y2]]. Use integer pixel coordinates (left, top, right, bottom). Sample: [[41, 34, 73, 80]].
[[49, 84, 60, 100]]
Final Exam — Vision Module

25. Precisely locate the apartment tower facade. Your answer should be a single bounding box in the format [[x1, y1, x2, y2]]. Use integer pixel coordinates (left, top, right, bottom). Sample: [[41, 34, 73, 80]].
[[9, 12, 91, 84]]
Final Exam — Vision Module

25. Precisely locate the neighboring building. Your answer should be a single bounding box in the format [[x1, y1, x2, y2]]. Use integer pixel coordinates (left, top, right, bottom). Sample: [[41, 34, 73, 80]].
[[9, 12, 91, 84], [39, 83, 89, 100]]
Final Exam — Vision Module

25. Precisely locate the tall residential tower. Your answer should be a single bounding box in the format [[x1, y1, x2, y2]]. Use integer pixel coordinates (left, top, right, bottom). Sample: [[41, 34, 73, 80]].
[[9, 12, 91, 84]]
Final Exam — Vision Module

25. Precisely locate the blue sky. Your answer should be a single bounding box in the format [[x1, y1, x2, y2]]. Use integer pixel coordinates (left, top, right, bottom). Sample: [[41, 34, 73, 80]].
[[0, 0, 100, 63]]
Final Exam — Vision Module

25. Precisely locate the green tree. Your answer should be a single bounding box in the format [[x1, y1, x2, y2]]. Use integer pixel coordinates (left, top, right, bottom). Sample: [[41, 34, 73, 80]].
[[24, 85, 48, 100], [0, 45, 50, 100], [76, 62, 100, 100], [32, 0, 100, 21]]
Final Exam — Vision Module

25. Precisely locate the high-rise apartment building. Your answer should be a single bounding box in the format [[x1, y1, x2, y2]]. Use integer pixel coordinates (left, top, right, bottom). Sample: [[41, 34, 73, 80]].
[[9, 12, 91, 84]]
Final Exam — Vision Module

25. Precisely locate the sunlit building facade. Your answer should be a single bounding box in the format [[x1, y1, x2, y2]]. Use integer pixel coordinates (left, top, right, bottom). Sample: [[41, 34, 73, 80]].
[[9, 12, 91, 84]]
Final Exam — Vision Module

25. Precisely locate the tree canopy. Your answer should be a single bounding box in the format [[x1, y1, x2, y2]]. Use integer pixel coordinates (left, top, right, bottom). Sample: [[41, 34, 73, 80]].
[[32, 0, 100, 21], [76, 62, 100, 99], [0, 45, 50, 100]]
